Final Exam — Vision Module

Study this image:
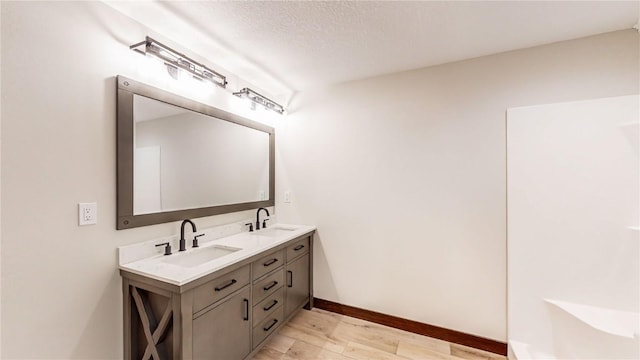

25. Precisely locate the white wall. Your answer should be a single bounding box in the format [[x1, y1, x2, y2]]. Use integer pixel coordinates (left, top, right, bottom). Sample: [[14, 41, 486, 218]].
[[0, 3, 3, 356], [276, 30, 639, 341], [136, 112, 270, 212], [0, 2, 276, 359]]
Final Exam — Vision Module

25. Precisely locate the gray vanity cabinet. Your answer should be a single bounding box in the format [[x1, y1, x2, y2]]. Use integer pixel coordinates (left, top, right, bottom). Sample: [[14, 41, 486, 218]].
[[192, 287, 251, 360], [251, 249, 285, 349], [285, 237, 311, 320], [285, 254, 310, 319], [120, 231, 314, 360]]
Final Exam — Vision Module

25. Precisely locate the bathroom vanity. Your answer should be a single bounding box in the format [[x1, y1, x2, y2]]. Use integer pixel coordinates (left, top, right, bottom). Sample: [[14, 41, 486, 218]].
[[115, 75, 302, 359], [119, 224, 315, 360]]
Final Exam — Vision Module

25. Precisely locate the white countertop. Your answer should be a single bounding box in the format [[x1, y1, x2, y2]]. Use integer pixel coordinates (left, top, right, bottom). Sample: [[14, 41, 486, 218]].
[[119, 223, 316, 286]]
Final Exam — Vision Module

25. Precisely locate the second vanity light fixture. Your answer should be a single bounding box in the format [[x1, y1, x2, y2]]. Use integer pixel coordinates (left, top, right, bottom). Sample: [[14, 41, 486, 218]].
[[130, 36, 227, 88], [233, 87, 285, 114], [130, 36, 286, 115]]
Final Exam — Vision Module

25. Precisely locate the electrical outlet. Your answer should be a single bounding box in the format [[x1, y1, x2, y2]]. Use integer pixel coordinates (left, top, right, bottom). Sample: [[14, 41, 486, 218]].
[[259, 190, 266, 200], [284, 191, 291, 203], [79, 202, 97, 226]]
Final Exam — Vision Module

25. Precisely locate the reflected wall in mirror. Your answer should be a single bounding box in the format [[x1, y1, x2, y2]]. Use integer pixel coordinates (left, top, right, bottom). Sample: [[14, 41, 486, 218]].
[[117, 76, 274, 229], [133, 95, 270, 214]]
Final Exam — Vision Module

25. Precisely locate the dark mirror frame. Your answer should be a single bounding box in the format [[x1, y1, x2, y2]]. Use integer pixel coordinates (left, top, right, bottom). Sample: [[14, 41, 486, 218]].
[[116, 75, 275, 230]]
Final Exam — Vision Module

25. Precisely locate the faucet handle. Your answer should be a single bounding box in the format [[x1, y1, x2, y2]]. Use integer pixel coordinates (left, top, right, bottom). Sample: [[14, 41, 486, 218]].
[[245, 223, 254, 232], [262, 218, 270, 228], [155, 242, 172, 256], [193, 234, 204, 248]]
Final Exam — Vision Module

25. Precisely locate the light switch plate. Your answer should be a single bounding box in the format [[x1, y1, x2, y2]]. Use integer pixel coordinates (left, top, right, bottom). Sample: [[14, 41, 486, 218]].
[[79, 202, 97, 226]]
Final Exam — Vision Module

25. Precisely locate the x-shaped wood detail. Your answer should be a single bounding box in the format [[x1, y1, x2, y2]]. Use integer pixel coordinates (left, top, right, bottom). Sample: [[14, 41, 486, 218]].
[[131, 286, 173, 360]]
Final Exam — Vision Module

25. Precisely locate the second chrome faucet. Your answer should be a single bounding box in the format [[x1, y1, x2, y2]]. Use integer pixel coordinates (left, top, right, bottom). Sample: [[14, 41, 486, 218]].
[[179, 219, 197, 251], [256, 207, 270, 231]]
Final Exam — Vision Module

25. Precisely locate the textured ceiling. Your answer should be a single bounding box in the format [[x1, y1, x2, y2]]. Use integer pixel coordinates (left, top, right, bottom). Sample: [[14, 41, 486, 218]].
[[105, 1, 638, 96]]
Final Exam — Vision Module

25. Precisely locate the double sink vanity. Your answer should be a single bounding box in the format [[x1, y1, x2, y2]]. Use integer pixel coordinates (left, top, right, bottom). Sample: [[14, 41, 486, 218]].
[[119, 222, 315, 359], [114, 75, 309, 359]]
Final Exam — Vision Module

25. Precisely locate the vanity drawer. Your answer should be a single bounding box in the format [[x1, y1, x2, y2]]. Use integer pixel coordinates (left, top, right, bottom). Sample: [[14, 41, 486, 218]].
[[253, 287, 284, 325], [253, 268, 284, 303], [286, 237, 309, 261], [253, 306, 284, 347], [252, 249, 285, 280], [192, 265, 250, 313]]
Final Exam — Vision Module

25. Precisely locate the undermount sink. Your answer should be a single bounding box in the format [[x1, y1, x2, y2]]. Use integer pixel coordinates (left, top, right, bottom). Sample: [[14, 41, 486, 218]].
[[162, 245, 241, 268], [257, 225, 298, 237], [240, 234, 280, 247]]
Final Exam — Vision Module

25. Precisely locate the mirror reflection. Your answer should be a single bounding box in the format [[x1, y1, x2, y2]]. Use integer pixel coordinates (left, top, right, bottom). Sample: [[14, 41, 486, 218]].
[[133, 95, 270, 215], [116, 75, 274, 229]]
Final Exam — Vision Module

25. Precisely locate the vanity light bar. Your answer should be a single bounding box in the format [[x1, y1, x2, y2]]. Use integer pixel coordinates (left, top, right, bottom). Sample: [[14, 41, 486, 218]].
[[130, 36, 227, 88], [233, 88, 285, 114]]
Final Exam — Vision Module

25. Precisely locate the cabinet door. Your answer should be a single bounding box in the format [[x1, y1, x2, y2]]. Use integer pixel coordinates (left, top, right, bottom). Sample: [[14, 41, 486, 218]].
[[285, 254, 310, 319], [193, 287, 251, 360]]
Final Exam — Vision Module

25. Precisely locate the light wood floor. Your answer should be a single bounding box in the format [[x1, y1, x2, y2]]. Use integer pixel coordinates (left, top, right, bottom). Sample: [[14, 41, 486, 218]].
[[251, 308, 506, 360]]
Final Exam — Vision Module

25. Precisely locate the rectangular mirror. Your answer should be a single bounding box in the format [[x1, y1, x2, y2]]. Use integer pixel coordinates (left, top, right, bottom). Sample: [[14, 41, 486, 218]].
[[117, 76, 274, 229]]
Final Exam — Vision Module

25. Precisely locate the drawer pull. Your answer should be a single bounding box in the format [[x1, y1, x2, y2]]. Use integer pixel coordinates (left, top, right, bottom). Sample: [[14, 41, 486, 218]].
[[263, 281, 278, 291], [264, 300, 278, 311], [243, 299, 249, 321], [287, 270, 293, 288], [263, 319, 278, 332], [293, 245, 305, 251], [263, 258, 278, 267], [214, 279, 237, 292]]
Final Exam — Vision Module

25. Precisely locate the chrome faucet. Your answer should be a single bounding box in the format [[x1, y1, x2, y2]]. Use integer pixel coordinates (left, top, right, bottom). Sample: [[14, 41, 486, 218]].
[[179, 219, 197, 251], [256, 208, 270, 230]]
